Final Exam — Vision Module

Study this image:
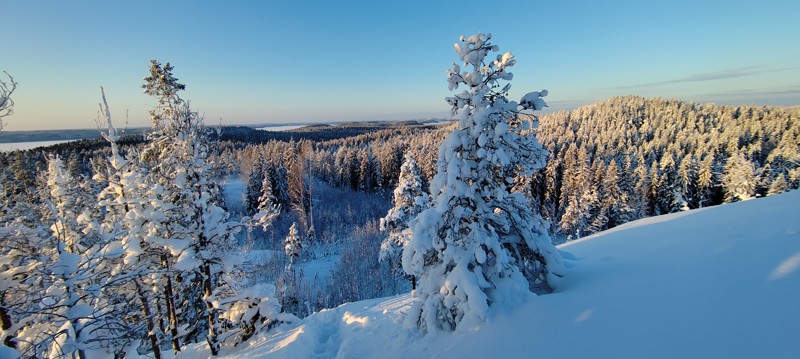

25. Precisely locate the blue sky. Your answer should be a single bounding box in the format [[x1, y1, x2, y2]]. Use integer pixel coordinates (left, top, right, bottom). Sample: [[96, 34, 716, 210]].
[[3, 0, 799, 131]]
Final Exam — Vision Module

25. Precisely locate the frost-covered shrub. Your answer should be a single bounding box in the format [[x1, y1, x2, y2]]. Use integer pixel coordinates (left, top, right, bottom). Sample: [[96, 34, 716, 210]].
[[0, 71, 16, 131], [217, 283, 298, 347]]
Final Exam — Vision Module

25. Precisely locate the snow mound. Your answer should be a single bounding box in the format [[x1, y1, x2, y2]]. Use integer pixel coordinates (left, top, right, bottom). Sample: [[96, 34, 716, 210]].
[[191, 190, 800, 358]]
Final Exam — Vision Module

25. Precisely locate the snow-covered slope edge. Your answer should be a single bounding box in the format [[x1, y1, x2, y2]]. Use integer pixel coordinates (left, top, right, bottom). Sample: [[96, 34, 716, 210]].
[[188, 191, 800, 359]]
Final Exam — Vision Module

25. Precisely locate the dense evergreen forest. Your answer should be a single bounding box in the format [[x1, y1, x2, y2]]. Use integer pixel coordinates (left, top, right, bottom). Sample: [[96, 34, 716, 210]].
[[230, 96, 800, 241], [534, 96, 800, 238], [1, 90, 798, 357]]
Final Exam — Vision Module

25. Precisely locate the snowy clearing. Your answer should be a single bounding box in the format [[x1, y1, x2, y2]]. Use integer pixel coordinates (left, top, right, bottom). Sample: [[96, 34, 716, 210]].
[[186, 190, 800, 359], [221, 177, 247, 216]]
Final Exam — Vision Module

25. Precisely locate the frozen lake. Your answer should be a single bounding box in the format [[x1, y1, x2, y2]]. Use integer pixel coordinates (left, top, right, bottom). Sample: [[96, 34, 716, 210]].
[[0, 140, 72, 152], [256, 124, 308, 132]]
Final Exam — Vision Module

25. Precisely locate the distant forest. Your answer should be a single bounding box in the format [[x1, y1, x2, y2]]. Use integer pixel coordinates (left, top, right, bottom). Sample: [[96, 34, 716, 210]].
[[3, 96, 798, 242], [0, 95, 798, 356], [227, 96, 800, 240]]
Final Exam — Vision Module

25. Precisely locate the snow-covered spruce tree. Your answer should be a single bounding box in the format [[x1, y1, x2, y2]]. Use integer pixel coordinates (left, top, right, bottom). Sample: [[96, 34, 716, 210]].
[[137, 62, 194, 353], [559, 144, 594, 238], [402, 33, 565, 332], [768, 174, 789, 196], [0, 222, 49, 356], [287, 141, 315, 243], [723, 151, 757, 202], [281, 223, 302, 314], [94, 89, 168, 358], [140, 60, 238, 355], [655, 154, 684, 214], [246, 159, 267, 216], [28, 156, 126, 359], [253, 172, 281, 232], [380, 153, 430, 289], [601, 159, 633, 228]]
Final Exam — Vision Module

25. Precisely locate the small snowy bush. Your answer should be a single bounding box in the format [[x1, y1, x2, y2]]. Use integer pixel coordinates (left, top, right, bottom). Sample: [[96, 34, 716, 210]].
[[217, 284, 298, 347]]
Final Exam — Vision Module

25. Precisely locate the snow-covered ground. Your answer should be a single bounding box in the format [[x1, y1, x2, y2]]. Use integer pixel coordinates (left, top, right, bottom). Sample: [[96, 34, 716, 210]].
[[243, 249, 339, 285], [221, 177, 247, 216], [0, 139, 72, 152], [184, 190, 800, 358]]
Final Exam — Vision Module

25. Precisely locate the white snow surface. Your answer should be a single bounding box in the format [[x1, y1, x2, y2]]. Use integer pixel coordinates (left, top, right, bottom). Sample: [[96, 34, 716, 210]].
[[221, 178, 246, 215], [184, 190, 800, 358], [256, 125, 308, 132], [0, 139, 72, 152]]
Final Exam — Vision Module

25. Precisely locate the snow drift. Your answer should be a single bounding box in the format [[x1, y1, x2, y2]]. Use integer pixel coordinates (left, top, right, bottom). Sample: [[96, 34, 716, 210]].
[[185, 190, 800, 358]]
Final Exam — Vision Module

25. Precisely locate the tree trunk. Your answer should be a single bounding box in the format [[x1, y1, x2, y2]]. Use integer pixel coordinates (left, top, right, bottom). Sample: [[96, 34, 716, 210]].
[[162, 255, 181, 353], [203, 263, 219, 356], [0, 303, 15, 349], [165, 277, 180, 352], [135, 279, 161, 359]]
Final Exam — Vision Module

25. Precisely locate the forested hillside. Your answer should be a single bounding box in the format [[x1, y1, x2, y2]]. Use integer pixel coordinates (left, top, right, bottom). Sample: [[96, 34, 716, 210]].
[[229, 96, 799, 242], [532, 96, 799, 239]]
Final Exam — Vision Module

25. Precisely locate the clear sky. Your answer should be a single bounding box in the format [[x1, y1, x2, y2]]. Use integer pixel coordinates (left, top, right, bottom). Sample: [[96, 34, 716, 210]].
[[3, 0, 799, 131]]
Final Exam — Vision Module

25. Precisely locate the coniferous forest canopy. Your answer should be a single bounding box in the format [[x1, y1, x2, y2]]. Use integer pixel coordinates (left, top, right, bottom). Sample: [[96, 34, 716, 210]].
[[1, 40, 799, 357]]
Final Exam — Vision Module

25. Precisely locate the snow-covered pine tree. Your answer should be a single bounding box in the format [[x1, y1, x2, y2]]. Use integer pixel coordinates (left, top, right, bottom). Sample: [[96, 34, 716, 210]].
[[95, 89, 167, 358], [137, 62, 196, 353], [287, 141, 315, 242], [402, 33, 565, 332], [0, 221, 48, 355], [767, 174, 789, 196], [656, 154, 684, 213], [246, 159, 266, 216], [678, 156, 700, 209], [697, 153, 717, 207], [140, 60, 238, 355], [559, 144, 594, 238], [540, 157, 561, 234], [586, 160, 607, 234], [34, 156, 125, 359], [379, 153, 430, 289], [284, 223, 302, 272], [281, 223, 302, 314], [253, 172, 281, 232], [631, 153, 652, 218], [723, 151, 757, 202], [648, 161, 662, 214], [602, 159, 633, 228]]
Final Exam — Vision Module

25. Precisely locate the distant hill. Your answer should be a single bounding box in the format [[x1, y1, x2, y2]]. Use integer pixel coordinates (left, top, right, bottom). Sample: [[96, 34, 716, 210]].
[[0, 128, 148, 144], [530, 96, 800, 239], [0, 120, 451, 144]]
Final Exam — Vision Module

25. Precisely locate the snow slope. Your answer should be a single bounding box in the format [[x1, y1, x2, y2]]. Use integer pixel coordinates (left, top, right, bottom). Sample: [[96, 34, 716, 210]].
[[187, 190, 800, 358]]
